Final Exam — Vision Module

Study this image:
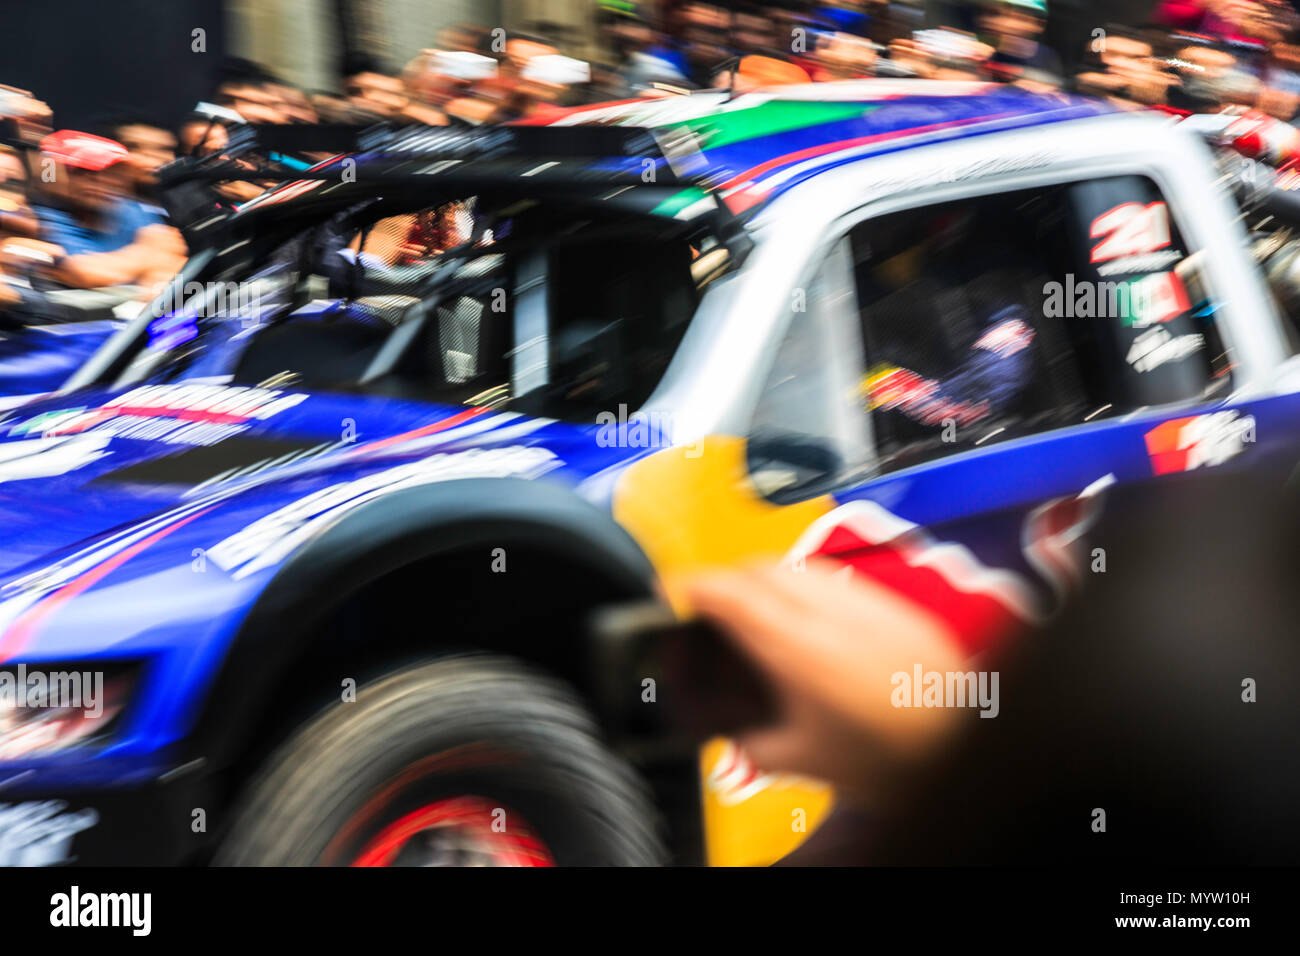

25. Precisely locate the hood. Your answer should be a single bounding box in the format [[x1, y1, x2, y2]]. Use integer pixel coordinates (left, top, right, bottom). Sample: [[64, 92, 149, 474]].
[[0, 381, 639, 584]]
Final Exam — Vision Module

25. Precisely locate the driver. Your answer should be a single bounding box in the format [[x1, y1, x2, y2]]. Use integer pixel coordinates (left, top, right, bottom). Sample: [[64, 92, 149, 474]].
[[859, 208, 1038, 432], [863, 304, 1036, 428]]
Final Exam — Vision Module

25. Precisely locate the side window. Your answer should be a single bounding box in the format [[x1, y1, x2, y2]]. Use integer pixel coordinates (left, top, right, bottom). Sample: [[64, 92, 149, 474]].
[[849, 175, 1230, 473], [747, 236, 873, 501]]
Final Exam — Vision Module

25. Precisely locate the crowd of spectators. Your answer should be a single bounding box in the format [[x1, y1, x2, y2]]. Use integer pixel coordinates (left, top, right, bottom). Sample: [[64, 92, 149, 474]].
[[6, 0, 1300, 312]]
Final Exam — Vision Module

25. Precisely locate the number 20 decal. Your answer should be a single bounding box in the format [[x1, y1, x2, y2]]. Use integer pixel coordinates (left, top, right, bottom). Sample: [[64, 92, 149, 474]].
[[1089, 202, 1171, 263]]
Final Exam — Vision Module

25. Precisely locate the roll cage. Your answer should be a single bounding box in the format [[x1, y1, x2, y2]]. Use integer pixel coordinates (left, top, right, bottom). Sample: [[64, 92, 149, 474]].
[[62, 122, 752, 396]]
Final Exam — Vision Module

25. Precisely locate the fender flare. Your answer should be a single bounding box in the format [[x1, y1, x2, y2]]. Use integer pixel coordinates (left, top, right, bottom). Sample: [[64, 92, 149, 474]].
[[185, 476, 657, 765]]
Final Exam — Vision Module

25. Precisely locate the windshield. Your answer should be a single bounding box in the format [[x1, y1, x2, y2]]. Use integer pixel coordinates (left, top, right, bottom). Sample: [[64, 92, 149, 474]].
[[116, 194, 723, 421]]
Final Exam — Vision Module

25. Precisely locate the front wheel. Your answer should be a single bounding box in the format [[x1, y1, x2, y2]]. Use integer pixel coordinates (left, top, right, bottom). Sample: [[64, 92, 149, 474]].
[[215, 656, 665, 866]]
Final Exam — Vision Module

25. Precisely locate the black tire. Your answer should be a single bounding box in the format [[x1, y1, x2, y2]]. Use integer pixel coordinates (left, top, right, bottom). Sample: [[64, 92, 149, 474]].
[[215, 656, 665, 866]]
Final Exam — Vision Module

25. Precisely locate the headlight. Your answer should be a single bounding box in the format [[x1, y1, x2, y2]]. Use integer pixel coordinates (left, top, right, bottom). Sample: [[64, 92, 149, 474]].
[[0, 663, 135, 761]]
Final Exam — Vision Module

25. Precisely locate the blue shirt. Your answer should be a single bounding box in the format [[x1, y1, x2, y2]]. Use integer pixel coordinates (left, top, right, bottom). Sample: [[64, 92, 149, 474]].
[[643, 43, 693, 80], [34, 199, 165, 257]]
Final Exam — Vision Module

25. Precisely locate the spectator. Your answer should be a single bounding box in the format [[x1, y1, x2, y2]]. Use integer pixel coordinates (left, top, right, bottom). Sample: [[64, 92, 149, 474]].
[[814, 0, 876, 39], [453, 37, 572, 124], [1259, 42, 1300, 120], [0, 145, 37, 312], [597, 7, 690, 92], [0, 84, 52, 147], [268, 82, 320, 124], [216, 79, 290, 124], [906, 29, 995, 80], [1076, 30, 1177, 108], [307, 90, 356, 123], [106, 118, 177, 212], [29, 130, 186, 290], [0, 145, 37, 239], [177, 111, 230, 158], [979, 0, 1063, 82], [164, 112, 264, 234], [812, 32, 880, 81], [342, 54, 446, 125], [671, 2, 736, 87], [733, 4, 786, 59], [211, 57, 291, 124]]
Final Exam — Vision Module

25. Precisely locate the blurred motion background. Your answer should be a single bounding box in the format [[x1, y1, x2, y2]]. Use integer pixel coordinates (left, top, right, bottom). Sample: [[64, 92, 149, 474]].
[[3, 1, 1201, 133]]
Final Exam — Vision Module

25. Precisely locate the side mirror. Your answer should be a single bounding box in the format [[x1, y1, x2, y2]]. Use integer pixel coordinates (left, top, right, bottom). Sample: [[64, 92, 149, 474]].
[[746, 432, 840, 503]]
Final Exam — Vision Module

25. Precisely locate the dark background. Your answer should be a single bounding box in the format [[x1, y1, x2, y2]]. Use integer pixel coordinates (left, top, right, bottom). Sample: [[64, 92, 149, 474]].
[[3, 0, 227, 131]]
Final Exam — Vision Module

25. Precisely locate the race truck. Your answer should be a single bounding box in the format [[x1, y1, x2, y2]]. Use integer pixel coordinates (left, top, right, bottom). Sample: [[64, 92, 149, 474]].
[[4, 80, 1300, 867]]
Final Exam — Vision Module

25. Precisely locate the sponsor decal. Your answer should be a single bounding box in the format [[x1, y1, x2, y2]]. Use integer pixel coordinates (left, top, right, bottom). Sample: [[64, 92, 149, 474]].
[[845, 152, 1056, 210], [0, 506, 217, 663], [5, 385, 308, 448], [0, 800, 98, 866], [0, 409, 520, 616], [0, 434, 113, 483], [973, 317, 1034, 356], [1021, 474, 1114, 603], [788, 476, 1113, 652], [1276, 161, 1300, 192], [1094, 250, 1182, 276], [789, 497, 1042, 646], [208, 445, 563, 579], [1121, 271, 1192, 326], [1090, 201, 1171, 264], [862, 366, 990, 426], [1125, 327, 1204, 373], [8, 408, 89, 438], [1144, 411, 1256, 475], [705, 741, 777, 806]]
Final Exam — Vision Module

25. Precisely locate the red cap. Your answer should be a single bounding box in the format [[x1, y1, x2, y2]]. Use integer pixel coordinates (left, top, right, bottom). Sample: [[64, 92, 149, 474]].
[[39, 130, 128, 171]]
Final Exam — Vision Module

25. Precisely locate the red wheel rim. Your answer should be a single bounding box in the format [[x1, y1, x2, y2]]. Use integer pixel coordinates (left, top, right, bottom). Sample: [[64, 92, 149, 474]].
[[350, 797, 555, 867]]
